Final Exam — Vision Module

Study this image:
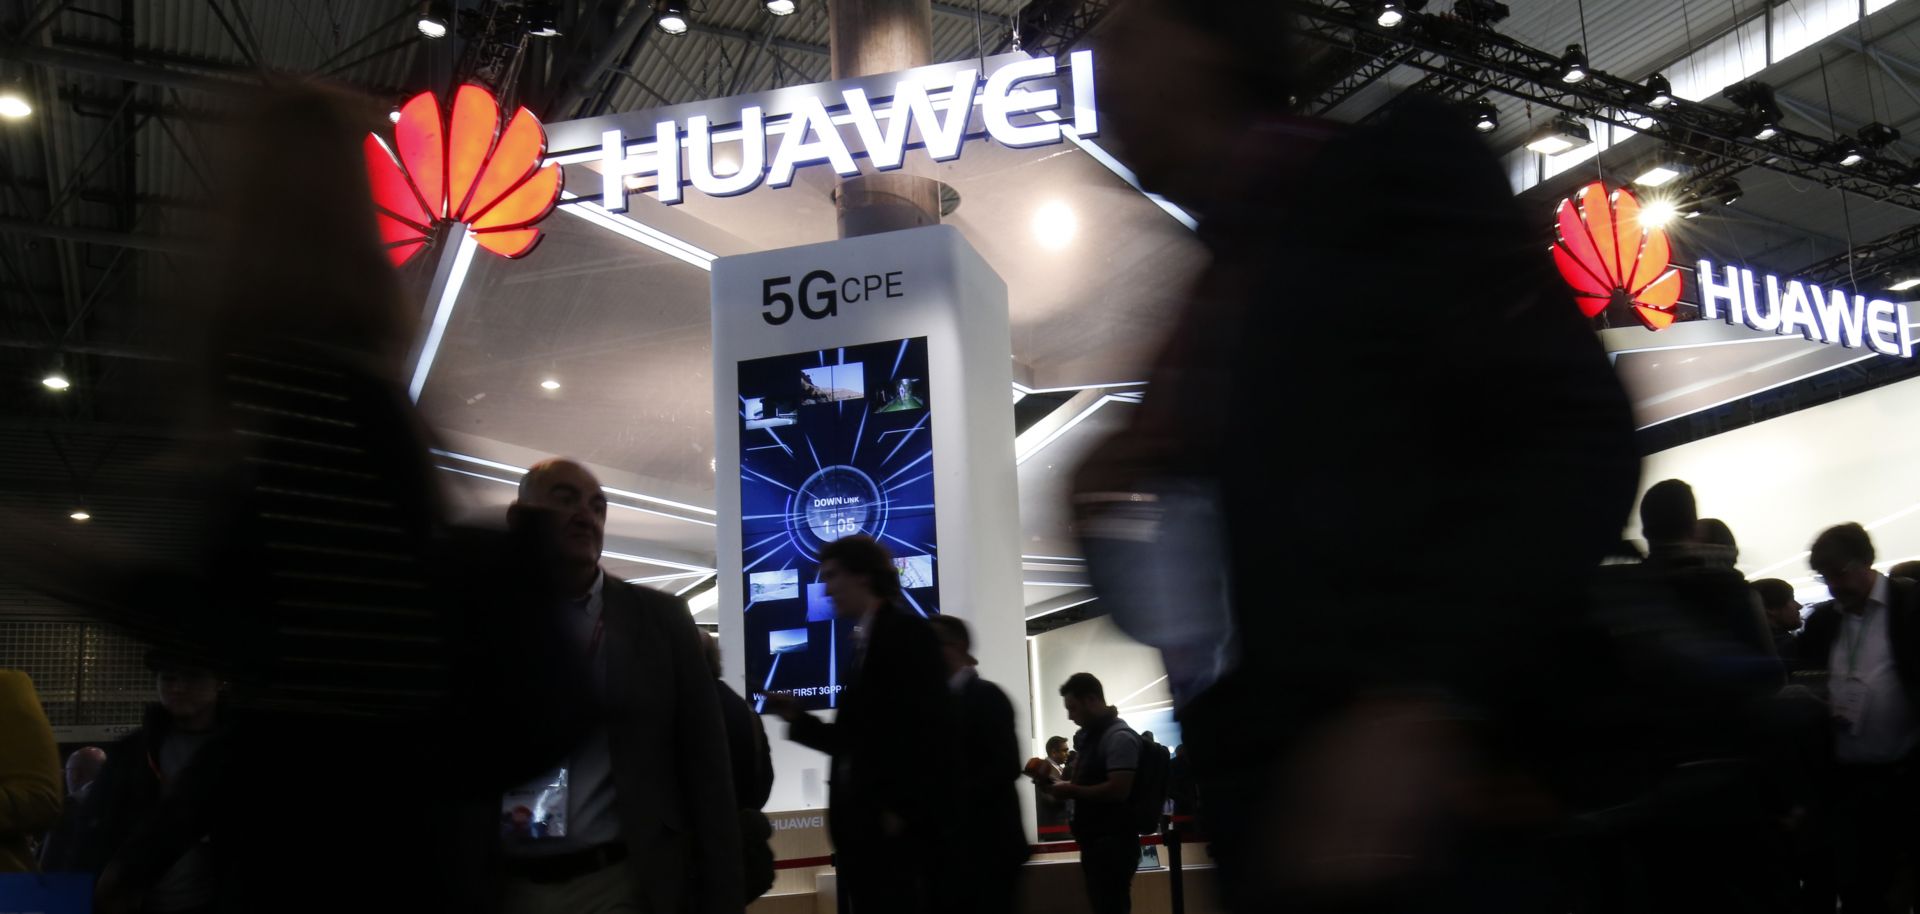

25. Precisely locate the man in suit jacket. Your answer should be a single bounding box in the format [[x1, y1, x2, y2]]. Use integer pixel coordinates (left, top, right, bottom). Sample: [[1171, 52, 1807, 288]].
[[495, 458, 744, 914], [766, 535, 951, 914], [929, 615, 1030, 914], [1795, 523, 1920, 914]]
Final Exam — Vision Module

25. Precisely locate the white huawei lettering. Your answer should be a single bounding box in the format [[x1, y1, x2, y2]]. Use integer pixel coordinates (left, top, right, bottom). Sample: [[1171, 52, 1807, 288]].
[[1696, 259, 1914, 359]]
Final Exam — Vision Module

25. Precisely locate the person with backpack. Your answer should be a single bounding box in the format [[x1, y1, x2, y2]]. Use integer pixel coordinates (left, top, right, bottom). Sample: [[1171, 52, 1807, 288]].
[[1045, 673, 1150, 914]]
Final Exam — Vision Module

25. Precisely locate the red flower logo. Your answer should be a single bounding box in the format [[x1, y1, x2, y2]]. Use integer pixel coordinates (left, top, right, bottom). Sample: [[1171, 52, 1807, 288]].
[[364, 84, 562, 266], [1552, 182, 1682, 330]]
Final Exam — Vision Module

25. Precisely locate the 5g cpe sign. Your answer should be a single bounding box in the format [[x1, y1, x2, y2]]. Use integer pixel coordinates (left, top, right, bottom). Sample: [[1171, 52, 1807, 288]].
[[583, 51, 1098, 210], [1696, 259, 1915, 359]]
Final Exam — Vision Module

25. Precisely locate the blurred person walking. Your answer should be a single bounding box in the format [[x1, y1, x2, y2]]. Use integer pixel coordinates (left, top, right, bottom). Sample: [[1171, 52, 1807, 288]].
[[1044, 674, 1144, 914], [1796, 523, 1920, 914], [764, 535, 951, 914], [490, 458, 744, 914], [37, 747, 105, 871], [1074, 0, 1640, 911], [929, 615, 1029, 914], [705, 634, 777, 904], [0, 669, 61, 874]]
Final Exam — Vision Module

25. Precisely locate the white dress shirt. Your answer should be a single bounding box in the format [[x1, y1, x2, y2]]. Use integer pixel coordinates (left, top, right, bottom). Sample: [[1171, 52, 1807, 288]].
[[1830, 574, 1920, 764]]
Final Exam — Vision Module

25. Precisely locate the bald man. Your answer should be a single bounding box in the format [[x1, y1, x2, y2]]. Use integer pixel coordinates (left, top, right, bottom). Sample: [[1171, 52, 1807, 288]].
[[488, 458, 744, 914]]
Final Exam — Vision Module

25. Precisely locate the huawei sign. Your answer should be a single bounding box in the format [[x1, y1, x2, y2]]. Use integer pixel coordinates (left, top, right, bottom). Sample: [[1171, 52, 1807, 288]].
[[1551, 182, 1682, 330], [364, 85, 562, 267]]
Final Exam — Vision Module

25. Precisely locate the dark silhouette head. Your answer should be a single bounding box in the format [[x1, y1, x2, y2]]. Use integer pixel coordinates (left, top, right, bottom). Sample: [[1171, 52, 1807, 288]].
[[1752, 578, 1801, 632], [1046, 735, 1069, 762], [1640, 479, 1699, 546], [1890, 561, 1920, 583], [1696, 517, 1737, 553], [928, 614, 976, 676], [1059, 672, 1109, 728], [818, 535, 903, 618], [1810, 523, 1878, 609]]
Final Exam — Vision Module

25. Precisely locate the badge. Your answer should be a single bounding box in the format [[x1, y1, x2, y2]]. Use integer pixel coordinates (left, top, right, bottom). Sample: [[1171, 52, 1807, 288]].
[[501, 767, 569, 840]]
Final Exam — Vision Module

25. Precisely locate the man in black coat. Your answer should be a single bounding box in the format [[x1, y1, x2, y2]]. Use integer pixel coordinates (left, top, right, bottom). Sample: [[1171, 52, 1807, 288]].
[[929, 614, 1030, 914], [1795, 523, 1920, 914], [1075, 2, 1640, 910], [766, 536, 952, 914]]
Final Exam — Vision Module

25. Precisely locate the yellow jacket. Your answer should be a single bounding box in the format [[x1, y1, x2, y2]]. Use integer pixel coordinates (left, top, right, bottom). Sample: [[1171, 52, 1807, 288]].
[[0, 669, 61, 873]]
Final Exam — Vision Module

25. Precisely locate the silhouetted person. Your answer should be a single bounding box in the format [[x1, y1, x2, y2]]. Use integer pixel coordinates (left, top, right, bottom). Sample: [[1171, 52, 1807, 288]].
[[38, 746, 105, 871], [1641, 482, 1776, 662], [490, 458, 743, 913], [929, 615, 1028, 914], [1755, 579, 1805, 669], [1046, 673, 1142, 914], [1798, 523, 1920, 914], [79, 653, 228, 913], [705, 634, 776, 904], [1890, 560, 1920, 584], [0, 669, 60, 875], [1033, 736, 1072, 830], [1076, 1, 1639, 911], [765, 536, 950, 914]]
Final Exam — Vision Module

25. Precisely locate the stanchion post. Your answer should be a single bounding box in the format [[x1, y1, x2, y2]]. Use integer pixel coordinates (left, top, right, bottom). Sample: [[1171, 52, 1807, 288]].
[[834, 853, 851, 914], [1164, 814, 1185, 914]]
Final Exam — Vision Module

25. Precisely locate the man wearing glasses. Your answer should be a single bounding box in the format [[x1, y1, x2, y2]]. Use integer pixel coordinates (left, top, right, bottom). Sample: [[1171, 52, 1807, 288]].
[[1799, 522, 1920, 914]]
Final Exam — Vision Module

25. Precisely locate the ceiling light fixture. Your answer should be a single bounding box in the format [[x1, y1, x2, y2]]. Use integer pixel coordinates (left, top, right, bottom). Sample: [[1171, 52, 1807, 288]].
[[1559, 44, 1589, 84], [540, 378, 562, 390], [1452, 0, 1510, 25], [1726, 81, 1781, 141], [526, 1, 561, 36], [1712, 179, 1743, 207], [1838, 144, 1866, 168], [41, 373, 70, 391], [1525, 114, 1592, 156], [1376, 1, 1407, 27], [1471, 98, 1498, 133], [655, 0, 690, 35], [68, 509, 90, 522], [1859, 122, 1902, 149], [764, 0, 797, 14], [417, 1, 451, 38], [1643, 73, 1673, 109], [0, 79, 31, 120], [1889, 277, 1920, 292], [1632, 150, 1689, 188]]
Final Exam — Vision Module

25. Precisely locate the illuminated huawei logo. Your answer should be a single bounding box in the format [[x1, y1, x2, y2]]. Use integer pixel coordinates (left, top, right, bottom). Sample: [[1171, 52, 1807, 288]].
[[364, 85, 562, 266], [1552, 182, 1683, 330]]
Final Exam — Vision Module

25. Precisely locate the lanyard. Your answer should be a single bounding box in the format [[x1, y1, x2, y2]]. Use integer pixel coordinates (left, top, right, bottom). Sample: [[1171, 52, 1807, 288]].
[[1845, 605, 1873, 676]]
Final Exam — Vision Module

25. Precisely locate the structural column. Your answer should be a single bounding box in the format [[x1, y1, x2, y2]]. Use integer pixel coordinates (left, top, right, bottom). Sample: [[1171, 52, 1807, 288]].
[[829, 0, 944, 237]]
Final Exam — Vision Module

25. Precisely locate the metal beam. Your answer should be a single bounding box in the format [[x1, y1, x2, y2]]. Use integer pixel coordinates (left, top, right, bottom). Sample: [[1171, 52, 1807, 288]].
[[0, 337, 174, 361], [690, 23, 830, 59], [0, 43, 257, 96], [0, 216, 201, 255]]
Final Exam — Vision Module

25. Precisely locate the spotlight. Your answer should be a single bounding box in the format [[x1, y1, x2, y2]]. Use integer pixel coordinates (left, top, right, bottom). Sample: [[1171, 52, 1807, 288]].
[[655, 0, 689, 34], [1452, 0, 1510, 25], [1471, 98, 1498, 133], [527, 1, 561, 36], [540, 378, 562, 391], [42, 373, 70, 391], [1712, 179, 1743, 207], [1859, 122, 1902, 149], [1525, 114, 1591, 156], [1726, 81, 1781, 140], [417, 0, 451, 38], [1837, 143, 1866, 168], [1632, 150, 1690, 188], [1559, 44, 1589, 84], [764, 0, 797, 14], [1752, 120, 1780, 141], [1033, 201, 1077, 251], [69, 510, 90, 522], [1377, 0, 1424, 27], [0, 79, 30, 120], [1889, 277, 1920, 292], [1643, 72, 1673, 109], [388, 108, 403, 124], [1640, 198, 1679, 229]]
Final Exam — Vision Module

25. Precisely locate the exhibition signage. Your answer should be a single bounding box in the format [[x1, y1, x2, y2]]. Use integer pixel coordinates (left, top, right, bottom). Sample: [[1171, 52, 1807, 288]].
[[711, 226, 1024, 732], [1552, 183, 1684, 330], [365, 85, 564, 266], [552, 51, 1099, 211], [1553, 182, 1914, 358], [1695, 259, 1914, 358]]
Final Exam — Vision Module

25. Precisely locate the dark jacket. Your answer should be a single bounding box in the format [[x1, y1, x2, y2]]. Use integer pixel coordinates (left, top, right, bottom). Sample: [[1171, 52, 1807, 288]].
[[1798, 574, 1920, 709], [787, 605, 951, 858], [717, 679, 776, 904], [71, 703, 232, 899], [952, 670, 1029, 866]]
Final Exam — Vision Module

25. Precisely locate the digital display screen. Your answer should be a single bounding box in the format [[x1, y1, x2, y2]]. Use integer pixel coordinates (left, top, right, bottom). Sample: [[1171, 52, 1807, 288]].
[[738, 337, 940, 709]]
